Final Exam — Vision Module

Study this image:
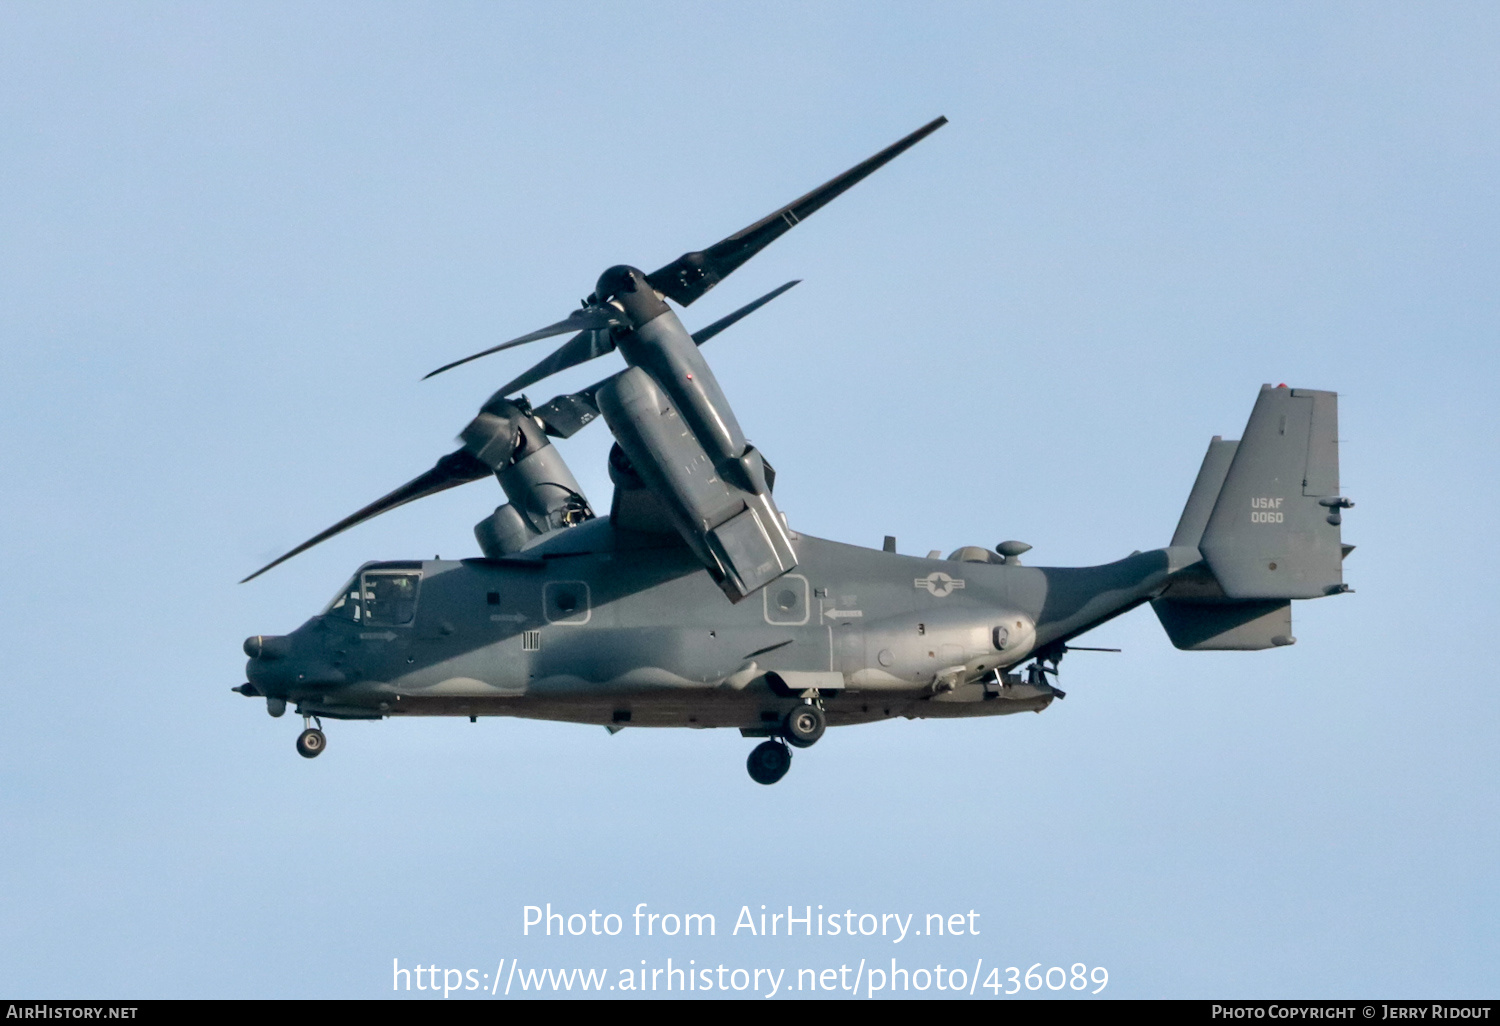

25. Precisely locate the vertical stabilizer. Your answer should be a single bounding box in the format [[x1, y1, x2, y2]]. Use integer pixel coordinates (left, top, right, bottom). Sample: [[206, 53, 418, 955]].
[[1171, 437, 1240, 548], [1198, 385, 1349, 600]]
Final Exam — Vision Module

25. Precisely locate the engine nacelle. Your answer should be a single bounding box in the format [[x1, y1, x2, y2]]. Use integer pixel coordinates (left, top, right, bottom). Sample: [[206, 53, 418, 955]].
[[473, 503, 532, 558], [591, 265, 796, 602], [461, 398, 594, 551], [596, 366, 795, 602]]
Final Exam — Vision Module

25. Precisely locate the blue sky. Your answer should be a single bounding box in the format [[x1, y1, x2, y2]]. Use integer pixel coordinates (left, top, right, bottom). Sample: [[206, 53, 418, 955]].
[[1, 2, 1496, 998]]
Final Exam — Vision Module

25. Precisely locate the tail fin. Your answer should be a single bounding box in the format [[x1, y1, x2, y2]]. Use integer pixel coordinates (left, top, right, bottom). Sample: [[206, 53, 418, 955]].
[[1200, 385, 1349, 599], [1169, 436, 1239, 549], [1154, 385, 1352, 651]]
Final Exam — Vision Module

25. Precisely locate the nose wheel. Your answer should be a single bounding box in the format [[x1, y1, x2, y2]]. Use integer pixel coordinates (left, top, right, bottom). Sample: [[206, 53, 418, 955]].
[[746, 740, 792, 785], [295, 716, 326, 759]]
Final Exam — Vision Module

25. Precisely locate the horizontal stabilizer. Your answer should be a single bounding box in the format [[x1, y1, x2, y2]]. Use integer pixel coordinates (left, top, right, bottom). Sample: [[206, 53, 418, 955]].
[[1152, 598, 1294, 651]]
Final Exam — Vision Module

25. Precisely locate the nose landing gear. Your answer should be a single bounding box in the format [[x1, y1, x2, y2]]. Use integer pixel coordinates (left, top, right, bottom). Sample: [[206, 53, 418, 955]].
[[296, 715, 326, 759]]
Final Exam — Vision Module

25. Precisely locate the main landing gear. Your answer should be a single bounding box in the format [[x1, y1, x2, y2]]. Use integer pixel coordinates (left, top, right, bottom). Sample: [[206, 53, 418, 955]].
[[782, 704, 826, 748], [745, 702, 826, 785], [747, 740, 791, 785], [296, 715, 326, 759]]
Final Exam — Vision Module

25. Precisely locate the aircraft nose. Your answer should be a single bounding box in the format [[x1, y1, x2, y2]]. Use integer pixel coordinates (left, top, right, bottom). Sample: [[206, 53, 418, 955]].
[[243, 634, 291, 660], [245, 634, 297, 693]]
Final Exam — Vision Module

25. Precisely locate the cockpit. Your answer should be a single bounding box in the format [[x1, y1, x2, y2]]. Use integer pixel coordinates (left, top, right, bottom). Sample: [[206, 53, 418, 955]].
[[322, 563, 423, 625]]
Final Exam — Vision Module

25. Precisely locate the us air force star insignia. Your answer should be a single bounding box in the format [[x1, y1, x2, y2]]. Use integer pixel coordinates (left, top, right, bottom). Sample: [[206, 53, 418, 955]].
[[915, 572, 966, 597]]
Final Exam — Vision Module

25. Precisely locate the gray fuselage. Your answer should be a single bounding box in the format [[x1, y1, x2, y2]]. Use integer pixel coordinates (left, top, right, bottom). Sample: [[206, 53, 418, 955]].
[[245, 518, 1181, 732]]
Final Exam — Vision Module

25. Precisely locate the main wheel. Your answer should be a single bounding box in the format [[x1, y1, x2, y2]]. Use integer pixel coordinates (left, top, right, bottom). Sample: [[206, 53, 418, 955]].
[[746, 740, 792, 785], [296, 728, 326, 759], [782, 704, 826, 749]]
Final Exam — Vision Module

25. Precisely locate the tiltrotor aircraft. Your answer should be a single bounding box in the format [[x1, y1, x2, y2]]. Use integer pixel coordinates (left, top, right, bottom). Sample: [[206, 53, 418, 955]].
[[237, 117, 1355, 784]]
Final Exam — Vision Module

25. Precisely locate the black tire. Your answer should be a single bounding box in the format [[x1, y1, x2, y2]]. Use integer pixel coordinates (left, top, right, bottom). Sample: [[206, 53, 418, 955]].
[[296, 728, 326, 759], [782, 704, 826, 749], [746, 740, 792, 785]]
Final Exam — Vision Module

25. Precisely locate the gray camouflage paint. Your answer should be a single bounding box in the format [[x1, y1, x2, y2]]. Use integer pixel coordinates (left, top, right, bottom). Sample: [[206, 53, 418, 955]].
[[244, 383, 1350, 734], [245, 520, 1199, 730]]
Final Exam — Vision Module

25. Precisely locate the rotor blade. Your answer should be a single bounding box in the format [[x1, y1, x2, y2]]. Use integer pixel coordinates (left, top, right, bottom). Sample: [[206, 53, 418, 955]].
[[646, 116, 947, 307], [240, 449, 491, 583], [528, 280, 802, 438], [422, 308, 622, 381], [491, 328, 617, 401], [493, 279, 800, 402], [689, 279, 800, 346]]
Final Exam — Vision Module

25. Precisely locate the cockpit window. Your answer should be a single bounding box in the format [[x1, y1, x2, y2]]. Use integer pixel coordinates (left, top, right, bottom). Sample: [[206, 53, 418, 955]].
[[361, 571, 421, 626], [321, 569, 422, 624], [323, 575, 363, 622]]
